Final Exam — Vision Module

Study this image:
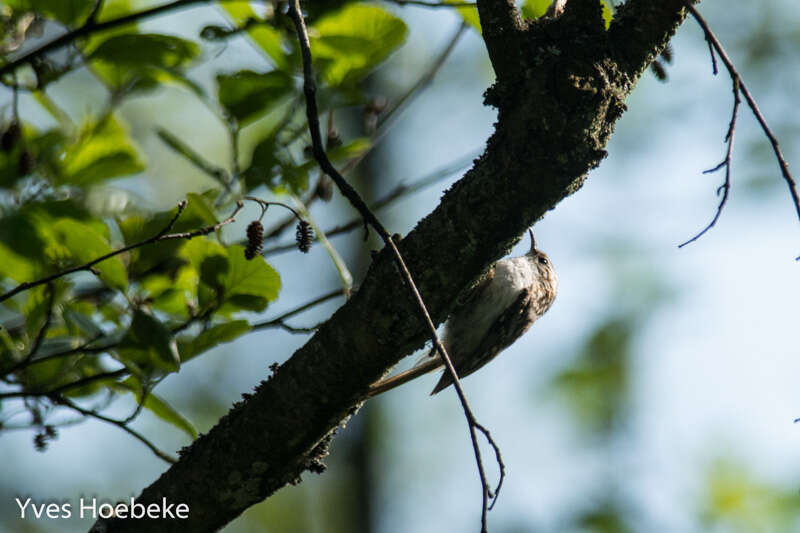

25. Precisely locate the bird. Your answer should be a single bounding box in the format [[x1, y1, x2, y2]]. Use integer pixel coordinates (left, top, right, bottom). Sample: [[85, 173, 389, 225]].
[[367, 229, 558, 397]]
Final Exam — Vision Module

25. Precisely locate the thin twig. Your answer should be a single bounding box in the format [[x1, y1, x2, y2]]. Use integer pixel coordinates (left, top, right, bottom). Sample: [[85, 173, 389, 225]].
[[261, 150, 479, 255], [5, 284, 56, 375], [4, 288, 344, 396], [0, 369, 128, 400], [259, 24, 466, 244], [0, 0, 232, 77], [52, 394, 176, 464], [288, 2, 501, 530], [156, 127, 230, 188], [251, 288, 344, 331], [377, 22, 468, 132], [0, 199, 244, 304], [681, 3, 800, 258], [679, 77, 740, 247]]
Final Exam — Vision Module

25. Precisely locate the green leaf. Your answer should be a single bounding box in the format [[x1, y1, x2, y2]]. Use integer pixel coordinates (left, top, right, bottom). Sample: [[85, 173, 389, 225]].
[[448, 0, 480, 30], [117, 377, 197, 439], [180, 238, 228, 310], [88, 33, 200, 68], [88, 33, 200, 91], [243, 133, 279, 191], [223, 245, 281, 310], [277, 161, 310, 195], [0, 242, 36, 283], [220, 3, 288, 70], [179, 240, 280, 313], [61, 115, 145, 186], [63, 305, 104, 338], [120, 310, 180, 373], [328, 137, 371, 161], [217, 70, 294, 124], [185, 193, 219, 226], [51, 218, 128, 291], [142, 392, 197, 439], [177, 320, 250, 363], [311, 4, 408, 87], [6, 0, 94, 26]]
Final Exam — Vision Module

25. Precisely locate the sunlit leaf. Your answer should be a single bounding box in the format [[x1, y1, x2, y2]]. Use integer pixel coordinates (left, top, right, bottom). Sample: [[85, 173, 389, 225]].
[[311, 4, 408, 87], [448, 0, 480, 30], [51, 218, 128, 291], [0, 242, 36, 283], [61, 115, 145, 186], [220, 3, 288, 70]]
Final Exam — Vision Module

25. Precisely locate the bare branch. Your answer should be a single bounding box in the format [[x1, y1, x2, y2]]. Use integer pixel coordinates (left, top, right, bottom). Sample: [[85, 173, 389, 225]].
[[52, 394, 176, 464], [680, 3, 800, 257], [679, 77, 740, 247], [0, 369, 128, 400], [4, 284, 56, 375]]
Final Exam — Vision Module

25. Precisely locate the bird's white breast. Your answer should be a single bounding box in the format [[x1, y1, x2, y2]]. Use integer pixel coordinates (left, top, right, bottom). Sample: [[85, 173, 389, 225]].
[[443, 256, 537, 356]]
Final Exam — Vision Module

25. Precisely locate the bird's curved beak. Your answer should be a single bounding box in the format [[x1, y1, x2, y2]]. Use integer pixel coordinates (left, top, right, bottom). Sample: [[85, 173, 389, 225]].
[[528, 228, 536, 254]]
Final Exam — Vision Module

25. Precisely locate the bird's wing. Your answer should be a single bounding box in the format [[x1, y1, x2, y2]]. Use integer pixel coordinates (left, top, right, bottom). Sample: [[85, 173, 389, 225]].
[[412, 266, 497, 367], [431, 287, 535, 394]]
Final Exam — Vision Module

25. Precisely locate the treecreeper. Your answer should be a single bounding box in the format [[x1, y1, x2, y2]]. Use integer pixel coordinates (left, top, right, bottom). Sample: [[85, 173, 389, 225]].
[[368, 229, 558, 397]]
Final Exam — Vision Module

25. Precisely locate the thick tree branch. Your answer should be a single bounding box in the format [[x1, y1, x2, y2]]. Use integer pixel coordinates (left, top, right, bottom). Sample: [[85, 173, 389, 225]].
[[88, 2, 694, 532], [475, 0, 522, 81]]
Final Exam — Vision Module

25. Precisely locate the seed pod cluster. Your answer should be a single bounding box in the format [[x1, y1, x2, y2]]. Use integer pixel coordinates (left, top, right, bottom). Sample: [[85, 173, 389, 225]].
[[296, 220, 313, 253], [244, 220, 264, 260]]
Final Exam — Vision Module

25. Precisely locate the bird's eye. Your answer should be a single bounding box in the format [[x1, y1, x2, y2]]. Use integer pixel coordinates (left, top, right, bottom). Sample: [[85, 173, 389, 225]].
[[538, 256, 548, 265]]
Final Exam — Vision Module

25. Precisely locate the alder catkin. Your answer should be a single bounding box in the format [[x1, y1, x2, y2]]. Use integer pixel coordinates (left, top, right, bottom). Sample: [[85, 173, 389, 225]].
[[296, 220, 313, 253], [245, 220, 264, 260]]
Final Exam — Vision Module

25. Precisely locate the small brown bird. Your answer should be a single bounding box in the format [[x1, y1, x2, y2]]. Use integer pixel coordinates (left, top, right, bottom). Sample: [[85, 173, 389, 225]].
[[368, 229, 558, 397]]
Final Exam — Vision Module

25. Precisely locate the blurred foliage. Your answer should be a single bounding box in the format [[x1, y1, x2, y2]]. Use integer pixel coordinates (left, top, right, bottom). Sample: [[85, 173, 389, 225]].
[[701, 459, 800, 533], [549, 317, 634, 434], [0, 0, 406, 453]]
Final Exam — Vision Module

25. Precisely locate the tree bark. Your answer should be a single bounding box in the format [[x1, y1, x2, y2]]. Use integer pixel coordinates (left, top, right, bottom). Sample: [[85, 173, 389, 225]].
[[91, 1, 693, 531]]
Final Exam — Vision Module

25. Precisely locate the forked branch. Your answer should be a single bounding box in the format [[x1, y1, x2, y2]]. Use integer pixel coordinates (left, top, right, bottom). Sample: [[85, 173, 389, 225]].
[[680, 3, 800, 256]]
